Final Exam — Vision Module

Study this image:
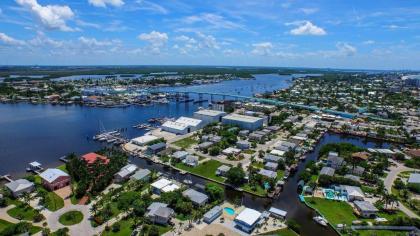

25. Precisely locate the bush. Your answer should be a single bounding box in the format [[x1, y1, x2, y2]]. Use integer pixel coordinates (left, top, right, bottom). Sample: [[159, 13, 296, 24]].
[[318, 174, 361, 187], [112, 222, 121, 232], [408, 183, 420, 194]]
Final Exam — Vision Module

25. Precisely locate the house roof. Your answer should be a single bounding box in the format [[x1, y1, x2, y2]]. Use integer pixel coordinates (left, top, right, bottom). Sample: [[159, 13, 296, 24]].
[[406, 149, 420, 158], [194, 109, 226, 117], [408, 173, 420, 184], [265, 162, 278, 168], [217, 165, 231, 172], [172, 151, 189, 159], [131, 135, 159, 145], [162, 120, 189, 131], [354, 200, 378, 212], [176, 116, 202, 127], [81, 152, 110, 165], [39, 168, 69, 183], [162, 183, 180, 193], [148, 142, 166, 151], [182, 188, 208, 205], [147, 202, 174, 218], [235, 208, 262, 226], [223, 114, 263, 123], [268, 207, 287, 217], [116, 164, 137, 178], [130, 169, 151, 180], [204, 206, 222, 219], [151, 178, 172, 189], [264, 154, 282, 162], [258, 169, 277, 179], [342, 185, 364, 198], [5, 179, 34, 192], [352, 152, 370, 160], [320, 167, 335, 176]]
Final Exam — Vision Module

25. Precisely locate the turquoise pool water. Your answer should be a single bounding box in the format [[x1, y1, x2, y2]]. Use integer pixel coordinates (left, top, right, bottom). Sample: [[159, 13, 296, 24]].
[[322, 188, 348, 201], [224, 207, 235, 215]]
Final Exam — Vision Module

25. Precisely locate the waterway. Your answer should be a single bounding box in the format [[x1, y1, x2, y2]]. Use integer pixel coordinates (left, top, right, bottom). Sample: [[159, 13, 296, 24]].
[[0, 74, 291, 176]]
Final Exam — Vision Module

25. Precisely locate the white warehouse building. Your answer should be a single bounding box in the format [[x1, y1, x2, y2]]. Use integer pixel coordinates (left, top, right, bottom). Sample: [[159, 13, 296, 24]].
[[222, 114, 264, 131], [161, 116, 203, 134], [193, 109, 227, 126]]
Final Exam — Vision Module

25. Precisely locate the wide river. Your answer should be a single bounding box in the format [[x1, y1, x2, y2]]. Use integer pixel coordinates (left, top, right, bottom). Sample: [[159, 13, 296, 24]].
[[0, 73, 391, 235]]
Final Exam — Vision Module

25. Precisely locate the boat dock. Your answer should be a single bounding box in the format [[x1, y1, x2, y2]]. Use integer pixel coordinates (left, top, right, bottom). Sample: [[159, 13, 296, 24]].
[[0, 175, 13, 182], [93, 131, 128, 145], [59, 156, 69, 163], [26, 161, 44, 174]]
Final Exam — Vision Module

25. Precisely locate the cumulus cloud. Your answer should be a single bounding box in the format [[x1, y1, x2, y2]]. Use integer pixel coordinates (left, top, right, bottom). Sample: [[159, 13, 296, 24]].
[[287, 21, 326, 36], [0, 32, 26, 46], [175, 35, 196, 44], [362, 40, 375, 45], [251, 42, 273, 56], [88, 0, 124, 8], [196, 32, 219, 50], [16, 0, 76, 31], [138, 31, 168, 54]]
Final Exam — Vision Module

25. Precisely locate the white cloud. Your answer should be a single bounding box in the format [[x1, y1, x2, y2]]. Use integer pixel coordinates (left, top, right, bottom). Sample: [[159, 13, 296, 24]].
[[134, 1, 168, 14], [78, 36, 119, 47], [196, 32, 220, 50], [15, 0, 75, 31], [287, 21, 326, 36], [183, 13, 244, 30], [175, 35, 196, 44], [251, 42, 273, 56], [362, 40, 375, 45], [299, 8, 319, 14], [335, 42, 357, 56], [138, 31, 168, 54], [88, 0, 124, 8], [0, 32, 26, 46]]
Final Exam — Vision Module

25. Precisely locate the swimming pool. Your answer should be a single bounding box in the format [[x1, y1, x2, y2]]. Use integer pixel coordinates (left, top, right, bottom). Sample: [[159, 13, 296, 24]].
[[323, 188, 348, 201], [224, 207, 235, 215]]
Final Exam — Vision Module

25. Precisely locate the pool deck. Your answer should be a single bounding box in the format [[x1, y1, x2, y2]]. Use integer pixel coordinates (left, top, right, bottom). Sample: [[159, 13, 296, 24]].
[[221, 202, 245, 221]]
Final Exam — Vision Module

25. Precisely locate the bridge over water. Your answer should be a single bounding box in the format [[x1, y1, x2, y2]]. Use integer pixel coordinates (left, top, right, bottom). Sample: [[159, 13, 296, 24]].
[[153, 89, 357, 119]]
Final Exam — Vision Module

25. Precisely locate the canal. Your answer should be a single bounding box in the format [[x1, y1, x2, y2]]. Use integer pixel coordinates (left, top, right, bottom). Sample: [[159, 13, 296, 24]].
[[128, 132, 391, 236]]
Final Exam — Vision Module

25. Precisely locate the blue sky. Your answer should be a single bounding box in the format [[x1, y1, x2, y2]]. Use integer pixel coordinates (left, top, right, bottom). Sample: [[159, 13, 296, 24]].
[[0, 0, 419, 69]]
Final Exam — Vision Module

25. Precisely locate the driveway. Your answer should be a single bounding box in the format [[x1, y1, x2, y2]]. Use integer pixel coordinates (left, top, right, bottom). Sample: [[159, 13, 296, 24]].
[[383, 160, 418, 218]]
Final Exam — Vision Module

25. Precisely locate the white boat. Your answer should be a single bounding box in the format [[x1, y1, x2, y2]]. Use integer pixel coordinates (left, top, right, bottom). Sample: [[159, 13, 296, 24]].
[[183, 179, 192, 184], [313, 216, 328, 226]]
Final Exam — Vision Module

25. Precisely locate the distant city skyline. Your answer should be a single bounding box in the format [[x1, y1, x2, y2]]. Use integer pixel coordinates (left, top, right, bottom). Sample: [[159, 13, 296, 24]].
[[0, 0, 419, 70]]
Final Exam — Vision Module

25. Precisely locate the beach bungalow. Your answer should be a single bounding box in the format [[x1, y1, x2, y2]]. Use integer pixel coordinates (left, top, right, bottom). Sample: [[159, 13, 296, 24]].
[[183, 155, 199, 167], [327, 154, 345, 170], [268, 207, 287, 219], [146, 202, 174, 225], [114, 164, 138, 183], [216, 165, 231, 176], [39, 168, 70, 191], [130, 169, 151, 181], [5, 179, 35, 197], [151, 178, 172, 195], [182, 188, 209, 206], [222, 147, 241, 156], [258, 169, 277, 179], [234, 208, 262, 233], [353, 200, 378, 218], [172, 150, 189, 160], [203, 205, 223, 224]]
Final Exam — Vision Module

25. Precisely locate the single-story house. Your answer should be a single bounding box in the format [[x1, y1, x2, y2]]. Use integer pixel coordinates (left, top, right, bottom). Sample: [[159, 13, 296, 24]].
[[203, 205, 222, 224], [151, 178, 172, 195], [270, 149, 285, 157], [131, 135, 160, 146], [172, 151, 189, 160], [161, 183, 180, 193], [39, 168, 70, 191], [353, 200, 378, 218], [81, 152, 110, 165], [344, 174, 361, 183], [114, 164, 138, 183], [183, 155, 199, 167], [327, 155, 345, 170], [264, 162, 278, 171], [234, 208, 262, 233], [258, 169, 277, 179], [249, 133, 264, 142], [352, 152, 371, 161], [275, 141, 297, 152], [146, 142, 166, 155], [222, 147, 241, 156], [5, 179, 35, 197], [350, 166, 365, 176], [182, 188, 209, 206], [130, 169, 151, 181], [198, 142, 213, 150], [216, 165, 231, 176], [146, 202, 174, 225], [320, 167, 335, 176], [408, 173, 420, 185], [264, 154, 282, 163], [339, 185, 365, 201], [238, 130, 250, 137], [236, 140, 250, 150]]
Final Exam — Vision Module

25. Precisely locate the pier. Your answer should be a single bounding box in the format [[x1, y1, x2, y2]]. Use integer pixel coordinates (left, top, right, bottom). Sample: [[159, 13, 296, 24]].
[[0, 175, 13, 182]]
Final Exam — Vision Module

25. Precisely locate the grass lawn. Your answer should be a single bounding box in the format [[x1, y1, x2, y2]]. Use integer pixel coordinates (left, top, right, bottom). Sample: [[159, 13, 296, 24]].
[[57, 164, 68, 173], [243, 149, 256, 154], [357, 230, 409, 236], [0, 219, 42, 235], [175, 160, 226, 182], [0, 219, 13, 233], [277, 170, 285, 180], [305, 197, 357, 226], [252, 162, 264, 169], [260, 228, 298, 236], [59, 211, 84, 226], [158, 225, 172, 235], [242, 184, 267, 196], [44, 191, 65, 211], [7, 205, 38, 221], [102, 218, 134, 236], [172, 137, 197, 149], [376, 210, 407, 221]]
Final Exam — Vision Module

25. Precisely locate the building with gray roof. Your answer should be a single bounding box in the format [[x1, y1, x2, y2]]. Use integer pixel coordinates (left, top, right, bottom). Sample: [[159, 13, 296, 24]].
[[130, 169, 151, 181], [182, 188, 209, 206], [353, 200, 378, 218], [320, 166, 335, 176], [203, 205, 223, 223], [5, 179, 35, 197], [146, 202, 174, 225]]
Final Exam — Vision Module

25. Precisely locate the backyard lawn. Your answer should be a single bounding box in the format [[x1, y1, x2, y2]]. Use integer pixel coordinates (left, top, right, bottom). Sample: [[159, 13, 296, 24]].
[[175, 160, 226, 182], [172, 137, 197, 149], [357, 230, 409, 236], [0, 220, 42, 235], [242, 184, 267, 197], [102, 219, 134, 236], [305, 197, 357, 226], [0, 219, 13, 233], [7, 205, 38, 221], [59, 211, 84, 226], [57, 164, 68, 173], [261, 228, 298, 236]]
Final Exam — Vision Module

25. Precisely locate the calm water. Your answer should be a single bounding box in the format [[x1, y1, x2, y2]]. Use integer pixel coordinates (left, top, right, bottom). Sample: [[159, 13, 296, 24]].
[[0, 74, 292, 175]]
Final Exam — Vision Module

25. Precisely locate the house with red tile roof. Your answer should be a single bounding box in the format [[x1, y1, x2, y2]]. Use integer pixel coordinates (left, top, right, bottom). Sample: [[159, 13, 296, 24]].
[[81, 152, 110, 165]]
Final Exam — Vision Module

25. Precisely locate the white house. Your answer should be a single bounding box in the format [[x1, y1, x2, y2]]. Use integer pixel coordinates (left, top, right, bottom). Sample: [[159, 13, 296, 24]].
[[161, 117, 203, 134], [114, 164, 138, 183], [234, 208, 262, 233], [131, 135, 160, 146], [193, 109, 226, 125], [222, 114, 263, 131]]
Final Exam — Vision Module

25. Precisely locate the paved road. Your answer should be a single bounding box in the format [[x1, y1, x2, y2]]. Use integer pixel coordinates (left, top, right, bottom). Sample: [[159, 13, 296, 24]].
[[383, 160, 418, 219]]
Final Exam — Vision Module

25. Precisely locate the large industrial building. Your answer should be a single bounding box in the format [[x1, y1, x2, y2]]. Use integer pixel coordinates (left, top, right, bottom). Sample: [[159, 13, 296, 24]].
[[161, 116, 203, 134], [193, 109, 227, 125], [221, 114, 264, 131]]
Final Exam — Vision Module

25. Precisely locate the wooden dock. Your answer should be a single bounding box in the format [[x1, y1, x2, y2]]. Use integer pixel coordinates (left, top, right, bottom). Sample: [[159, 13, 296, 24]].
[[0, 175, 13, 182]]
